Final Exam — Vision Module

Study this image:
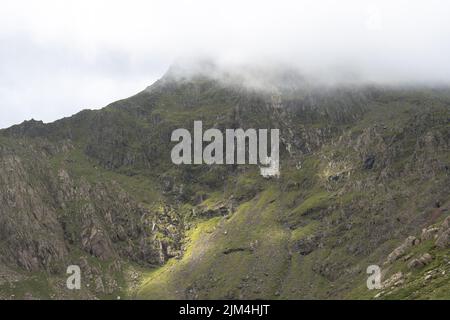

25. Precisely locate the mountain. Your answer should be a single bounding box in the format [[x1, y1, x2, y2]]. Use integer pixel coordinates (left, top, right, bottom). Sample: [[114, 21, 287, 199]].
[[0, 65, 449, 299]]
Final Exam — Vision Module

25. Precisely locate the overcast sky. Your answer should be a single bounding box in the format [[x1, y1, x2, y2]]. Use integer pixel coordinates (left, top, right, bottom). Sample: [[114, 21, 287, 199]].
[[1, 0, 450, 128]]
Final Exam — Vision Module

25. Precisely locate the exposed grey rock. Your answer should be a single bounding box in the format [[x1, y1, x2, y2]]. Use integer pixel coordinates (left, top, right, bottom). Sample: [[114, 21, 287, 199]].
[[382, 272, 403, 289], [421, 227, 439, 241], [386, 236, 418, 264], [435, 229, 450, 248], [435, 216, 450, 248], [419, 253, 433, 265], [95, 276, 105, 293], [407, 259, 424, 269]]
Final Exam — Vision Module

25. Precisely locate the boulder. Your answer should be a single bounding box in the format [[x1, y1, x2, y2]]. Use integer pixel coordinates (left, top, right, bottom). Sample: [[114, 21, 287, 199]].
[[435, 216, 450, 248], [382, 272, 403, 289], [435, 229, 449, 248], [95, 276, 105, 293], [386, 236, 418, 264], [421, 227, 439, 241], [419, 253, 433, 265], [407, 259, 424, 269], [407, 253, 432, 269]]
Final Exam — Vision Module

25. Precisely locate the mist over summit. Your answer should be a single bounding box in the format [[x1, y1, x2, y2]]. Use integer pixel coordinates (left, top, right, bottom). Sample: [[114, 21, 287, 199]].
[[2, 0, 450, 128], [0, 0, 449, 303]]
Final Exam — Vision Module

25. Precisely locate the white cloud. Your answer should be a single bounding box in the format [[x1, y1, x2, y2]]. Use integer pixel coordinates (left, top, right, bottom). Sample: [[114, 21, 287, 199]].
[[1, 0, 450, 128]]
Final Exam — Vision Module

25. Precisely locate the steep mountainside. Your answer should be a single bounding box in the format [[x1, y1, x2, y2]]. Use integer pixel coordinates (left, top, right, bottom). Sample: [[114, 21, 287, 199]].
[[0, 67, 449, 299]]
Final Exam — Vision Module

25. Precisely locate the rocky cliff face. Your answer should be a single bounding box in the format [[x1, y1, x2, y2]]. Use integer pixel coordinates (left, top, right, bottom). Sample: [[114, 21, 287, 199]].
[[0, 68, 449, 299], [0, 136, 184, 298]]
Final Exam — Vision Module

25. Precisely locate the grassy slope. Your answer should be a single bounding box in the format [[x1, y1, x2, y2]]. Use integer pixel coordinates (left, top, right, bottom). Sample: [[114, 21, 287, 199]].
[[1, 80, 449, 300], [137, 96, 450, 300], [347, 228, 450, 300], [138, 187, 294, 299]]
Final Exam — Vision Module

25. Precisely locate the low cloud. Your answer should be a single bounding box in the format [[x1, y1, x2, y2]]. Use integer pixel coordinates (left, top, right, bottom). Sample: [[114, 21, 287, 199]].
[[1, 0, 450, 128]]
